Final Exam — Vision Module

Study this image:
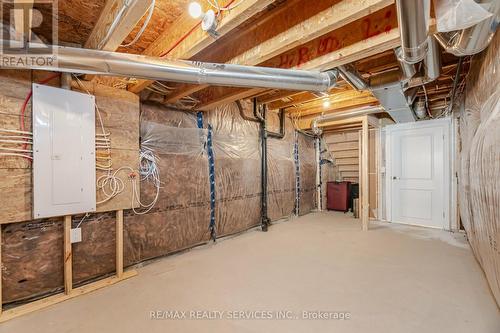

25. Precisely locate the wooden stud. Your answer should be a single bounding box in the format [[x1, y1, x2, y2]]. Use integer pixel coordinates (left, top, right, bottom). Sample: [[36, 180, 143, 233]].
[[63, 215, 72, 295], [116, 210, 124, 278], [0, 225, 2, 316], [84, 0, 151, 51], [361, 116, 369, 231], [0, 270, 137, 323]]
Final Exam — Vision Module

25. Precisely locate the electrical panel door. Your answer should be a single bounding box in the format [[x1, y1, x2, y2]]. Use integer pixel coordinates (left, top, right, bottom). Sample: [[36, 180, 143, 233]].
[[32, 84, 96, 218]]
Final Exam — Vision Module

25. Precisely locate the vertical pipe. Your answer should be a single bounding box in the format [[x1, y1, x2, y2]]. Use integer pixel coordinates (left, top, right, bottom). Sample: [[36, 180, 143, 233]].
[[315, 137, 322, 211], [260, 106, 270, 231], [395, 0, 430, 64]]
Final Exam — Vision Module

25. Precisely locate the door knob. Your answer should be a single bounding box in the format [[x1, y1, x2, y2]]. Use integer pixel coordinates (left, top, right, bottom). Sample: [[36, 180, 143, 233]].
[[392, 176, 398, 180]]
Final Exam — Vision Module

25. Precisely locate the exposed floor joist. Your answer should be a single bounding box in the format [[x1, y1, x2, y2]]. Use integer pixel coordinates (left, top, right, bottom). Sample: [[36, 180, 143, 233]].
[[128, 0, 275, 94], [196, 26, 399, 110], [165, 0, 393, 102], [85, 0, 152, 51]]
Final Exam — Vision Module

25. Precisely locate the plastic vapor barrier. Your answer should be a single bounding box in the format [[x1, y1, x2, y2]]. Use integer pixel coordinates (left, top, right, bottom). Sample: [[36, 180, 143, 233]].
[[206, 102, 262, 236], [267, 115, 296, 220], [124, 105, 211, 266], [460, 31, 499, 306], [1, 100, 318, 305], [298, 133, 317, 215]]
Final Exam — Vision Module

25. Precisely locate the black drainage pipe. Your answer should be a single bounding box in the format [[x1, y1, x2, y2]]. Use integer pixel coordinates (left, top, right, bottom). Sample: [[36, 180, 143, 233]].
[[252, 99, 286, 232]]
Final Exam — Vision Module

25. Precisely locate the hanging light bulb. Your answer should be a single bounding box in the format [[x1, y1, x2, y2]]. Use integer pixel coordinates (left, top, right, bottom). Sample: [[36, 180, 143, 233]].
[[323, 99, 331, 108], [188, 2, 203, 18]]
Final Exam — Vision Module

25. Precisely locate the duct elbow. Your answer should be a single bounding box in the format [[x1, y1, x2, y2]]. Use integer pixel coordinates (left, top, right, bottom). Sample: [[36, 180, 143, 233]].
[[321, 69, 339, 92], [337, 64, 369, 91]]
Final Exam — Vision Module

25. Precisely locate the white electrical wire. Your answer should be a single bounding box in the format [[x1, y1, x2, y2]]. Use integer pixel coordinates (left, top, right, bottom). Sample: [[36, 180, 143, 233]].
[[0, 153, 33, 159], [120, 0, 156, 48], [0, 128, 34, 159], [208, 0, 244, 13], [73, 74, 160, 213], [0, 139, 32, 144], [0, 128, 32, 135], [0, 147, 32, 153]]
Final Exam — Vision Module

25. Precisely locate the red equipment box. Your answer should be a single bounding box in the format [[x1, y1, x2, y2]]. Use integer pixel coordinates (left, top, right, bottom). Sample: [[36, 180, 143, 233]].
[[327, 181, 351, 212]]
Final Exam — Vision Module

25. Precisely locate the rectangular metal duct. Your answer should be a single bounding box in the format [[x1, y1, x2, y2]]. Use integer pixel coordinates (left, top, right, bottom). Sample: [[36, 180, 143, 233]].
[[371, 82, 416, 123]]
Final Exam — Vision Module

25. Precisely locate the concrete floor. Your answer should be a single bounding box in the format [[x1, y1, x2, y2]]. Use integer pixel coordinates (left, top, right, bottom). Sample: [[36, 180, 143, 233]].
[[1, 212, 499, 333]]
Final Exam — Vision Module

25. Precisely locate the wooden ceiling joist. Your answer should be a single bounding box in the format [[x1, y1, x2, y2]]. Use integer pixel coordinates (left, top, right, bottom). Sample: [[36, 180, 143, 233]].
[[85, 0, 152, 51], [195, 25, 400, 110], [167, 0, 394, 103], [128, 0, 275, 94]]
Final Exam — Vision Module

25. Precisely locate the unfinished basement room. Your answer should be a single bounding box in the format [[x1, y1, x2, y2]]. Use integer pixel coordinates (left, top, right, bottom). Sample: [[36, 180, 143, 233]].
[[0, 0, 499, 332]]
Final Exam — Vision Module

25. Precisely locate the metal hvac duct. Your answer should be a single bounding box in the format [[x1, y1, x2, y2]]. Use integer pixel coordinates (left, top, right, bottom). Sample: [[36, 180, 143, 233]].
[[337, 64, 369, 91], [311, 106, 385, 134], [335, 65, 418, 123], [434, 0, 500, 56], [401, 36, 442, 88], [395, 0, 431, 64], [0, 41, 338, 92]]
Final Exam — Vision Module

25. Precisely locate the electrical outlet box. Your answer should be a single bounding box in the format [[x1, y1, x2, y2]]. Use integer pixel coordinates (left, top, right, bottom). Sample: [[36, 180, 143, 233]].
[[70, 227, 82, 243], [32, 84, 96, 218]]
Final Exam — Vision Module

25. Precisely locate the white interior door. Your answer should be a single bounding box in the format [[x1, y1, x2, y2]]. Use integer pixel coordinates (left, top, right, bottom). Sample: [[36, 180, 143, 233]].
[[388, 119, 449, 229]]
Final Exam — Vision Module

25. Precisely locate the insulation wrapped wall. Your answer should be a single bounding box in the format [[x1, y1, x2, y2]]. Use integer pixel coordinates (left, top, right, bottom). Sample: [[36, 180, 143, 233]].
[[1, 220, 63, 304], [268, 116, 296, 220], [1, 96, 318, 304], [297, 133, 317, 215], [0, 75, 139, 304], [460, 31, 499, 305], [206, 102, 262, 236], [124, 105, 211, 266]]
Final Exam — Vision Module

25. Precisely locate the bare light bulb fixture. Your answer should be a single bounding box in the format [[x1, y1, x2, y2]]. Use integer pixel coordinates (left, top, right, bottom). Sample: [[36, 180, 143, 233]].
[[188, 2, 203, 18], [323, 100, 331, 108]]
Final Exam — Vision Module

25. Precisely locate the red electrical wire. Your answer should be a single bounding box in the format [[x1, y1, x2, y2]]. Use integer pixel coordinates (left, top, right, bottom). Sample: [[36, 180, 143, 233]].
[[20, 72, 61, 154]]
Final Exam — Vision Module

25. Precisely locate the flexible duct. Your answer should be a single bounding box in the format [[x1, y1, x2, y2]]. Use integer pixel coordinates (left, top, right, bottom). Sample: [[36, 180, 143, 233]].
[[395, 0, 431, 64], [311, 106, 385, 134], [1, 41, 338, 92], [434, 0, 500, 56]]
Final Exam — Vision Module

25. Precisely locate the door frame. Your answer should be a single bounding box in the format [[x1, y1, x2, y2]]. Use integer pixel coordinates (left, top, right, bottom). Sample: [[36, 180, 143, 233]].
[[384, 117, 455, 230]]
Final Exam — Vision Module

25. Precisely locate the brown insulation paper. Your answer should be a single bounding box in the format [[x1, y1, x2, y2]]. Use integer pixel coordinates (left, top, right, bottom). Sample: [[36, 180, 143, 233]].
[[1, 99, 318, 305]]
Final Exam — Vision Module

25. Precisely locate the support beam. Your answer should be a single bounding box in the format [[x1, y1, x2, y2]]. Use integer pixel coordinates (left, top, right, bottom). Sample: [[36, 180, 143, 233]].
[[63, 215, 72, 295], [195, 25, 400, 110], [84, 0, 152, 51], [169, 0, 394, 103], [361, 116, 369, 231], [13, 0, 33, 42], [0, 227, 2, 315], [129, 0, 275, 93], [116, 210, 124, 278]]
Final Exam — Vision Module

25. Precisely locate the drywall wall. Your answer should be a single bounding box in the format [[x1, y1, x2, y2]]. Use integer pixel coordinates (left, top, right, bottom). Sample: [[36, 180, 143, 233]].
[[459, 30, 499, 306]]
